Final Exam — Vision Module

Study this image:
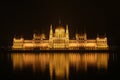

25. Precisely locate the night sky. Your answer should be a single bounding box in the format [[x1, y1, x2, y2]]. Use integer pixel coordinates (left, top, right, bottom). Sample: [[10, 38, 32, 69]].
[[0, 0, 120, 46]]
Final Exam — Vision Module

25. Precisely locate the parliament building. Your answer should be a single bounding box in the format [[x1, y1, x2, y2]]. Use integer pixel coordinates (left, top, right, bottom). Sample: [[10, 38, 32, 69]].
[[12, 24, 109, 50]]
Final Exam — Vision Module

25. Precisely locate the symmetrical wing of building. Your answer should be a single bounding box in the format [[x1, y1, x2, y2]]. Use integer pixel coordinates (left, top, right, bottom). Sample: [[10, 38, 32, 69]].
[[12, 24, 109, 50]]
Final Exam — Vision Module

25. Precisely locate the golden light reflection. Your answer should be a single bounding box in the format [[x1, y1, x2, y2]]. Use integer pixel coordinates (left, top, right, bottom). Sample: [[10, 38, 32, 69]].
[[11, 53, 109, 79]]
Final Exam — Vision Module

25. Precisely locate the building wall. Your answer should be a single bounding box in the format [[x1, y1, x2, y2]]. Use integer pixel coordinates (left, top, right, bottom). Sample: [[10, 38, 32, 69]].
[[12, 25, 108, 50], [12, 38, 108, 50]]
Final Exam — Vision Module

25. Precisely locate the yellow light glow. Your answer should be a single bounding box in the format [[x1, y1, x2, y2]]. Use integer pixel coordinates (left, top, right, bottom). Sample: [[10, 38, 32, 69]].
[[11, 53, 109, 79], [12, 24, 109, 49]]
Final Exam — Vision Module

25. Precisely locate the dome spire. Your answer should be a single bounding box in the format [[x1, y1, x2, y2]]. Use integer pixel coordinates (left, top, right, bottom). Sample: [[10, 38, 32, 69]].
[[59, 16, 61, 26]]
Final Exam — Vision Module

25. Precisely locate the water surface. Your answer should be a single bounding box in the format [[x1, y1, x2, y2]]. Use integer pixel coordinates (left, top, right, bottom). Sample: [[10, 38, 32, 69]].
[[0, 52, 119, 80]]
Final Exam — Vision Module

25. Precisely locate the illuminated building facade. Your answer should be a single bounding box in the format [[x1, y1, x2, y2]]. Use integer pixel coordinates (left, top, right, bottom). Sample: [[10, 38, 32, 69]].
[[12, 24, 108, 50]]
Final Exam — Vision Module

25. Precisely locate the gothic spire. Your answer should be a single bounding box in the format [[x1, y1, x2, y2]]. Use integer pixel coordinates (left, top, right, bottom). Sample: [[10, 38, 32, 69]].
[[58, 16, 61, 26]]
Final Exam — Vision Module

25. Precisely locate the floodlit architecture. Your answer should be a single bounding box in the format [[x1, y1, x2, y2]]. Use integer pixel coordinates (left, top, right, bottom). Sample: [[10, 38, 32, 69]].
[[12, 24, 109, 50]]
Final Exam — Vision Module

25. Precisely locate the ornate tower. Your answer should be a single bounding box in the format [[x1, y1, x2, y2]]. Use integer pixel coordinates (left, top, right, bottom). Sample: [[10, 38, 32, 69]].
[[66, 24, 69, 48], [49, 24, 53, 48], [84, 33, 87, 40], [66, 24, 69, 39], [49, 24, 53, 39]]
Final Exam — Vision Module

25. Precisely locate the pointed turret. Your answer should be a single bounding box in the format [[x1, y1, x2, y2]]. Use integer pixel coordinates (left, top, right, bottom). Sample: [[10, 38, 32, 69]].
[[49, 24, 53, 48], [66, 24, 69, 39], [58, 16, 61, 26], [33, 33, 36, 40], [49, 24, 53, 39], [84, 33, 87, 40]]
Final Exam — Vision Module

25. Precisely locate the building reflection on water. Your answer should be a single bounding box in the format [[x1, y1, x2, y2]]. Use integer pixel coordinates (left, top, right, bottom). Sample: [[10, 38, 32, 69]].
[[11, 53, 109, 79]]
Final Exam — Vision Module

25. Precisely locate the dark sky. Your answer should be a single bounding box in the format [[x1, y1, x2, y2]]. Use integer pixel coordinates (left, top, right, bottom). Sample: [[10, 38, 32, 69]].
[[0, 0, 120, 46]]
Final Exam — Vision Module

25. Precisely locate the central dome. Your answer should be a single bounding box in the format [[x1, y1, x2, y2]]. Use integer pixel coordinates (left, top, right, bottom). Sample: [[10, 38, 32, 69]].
[[55, 26, 65, 38], [55, 26, 65, 33]]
